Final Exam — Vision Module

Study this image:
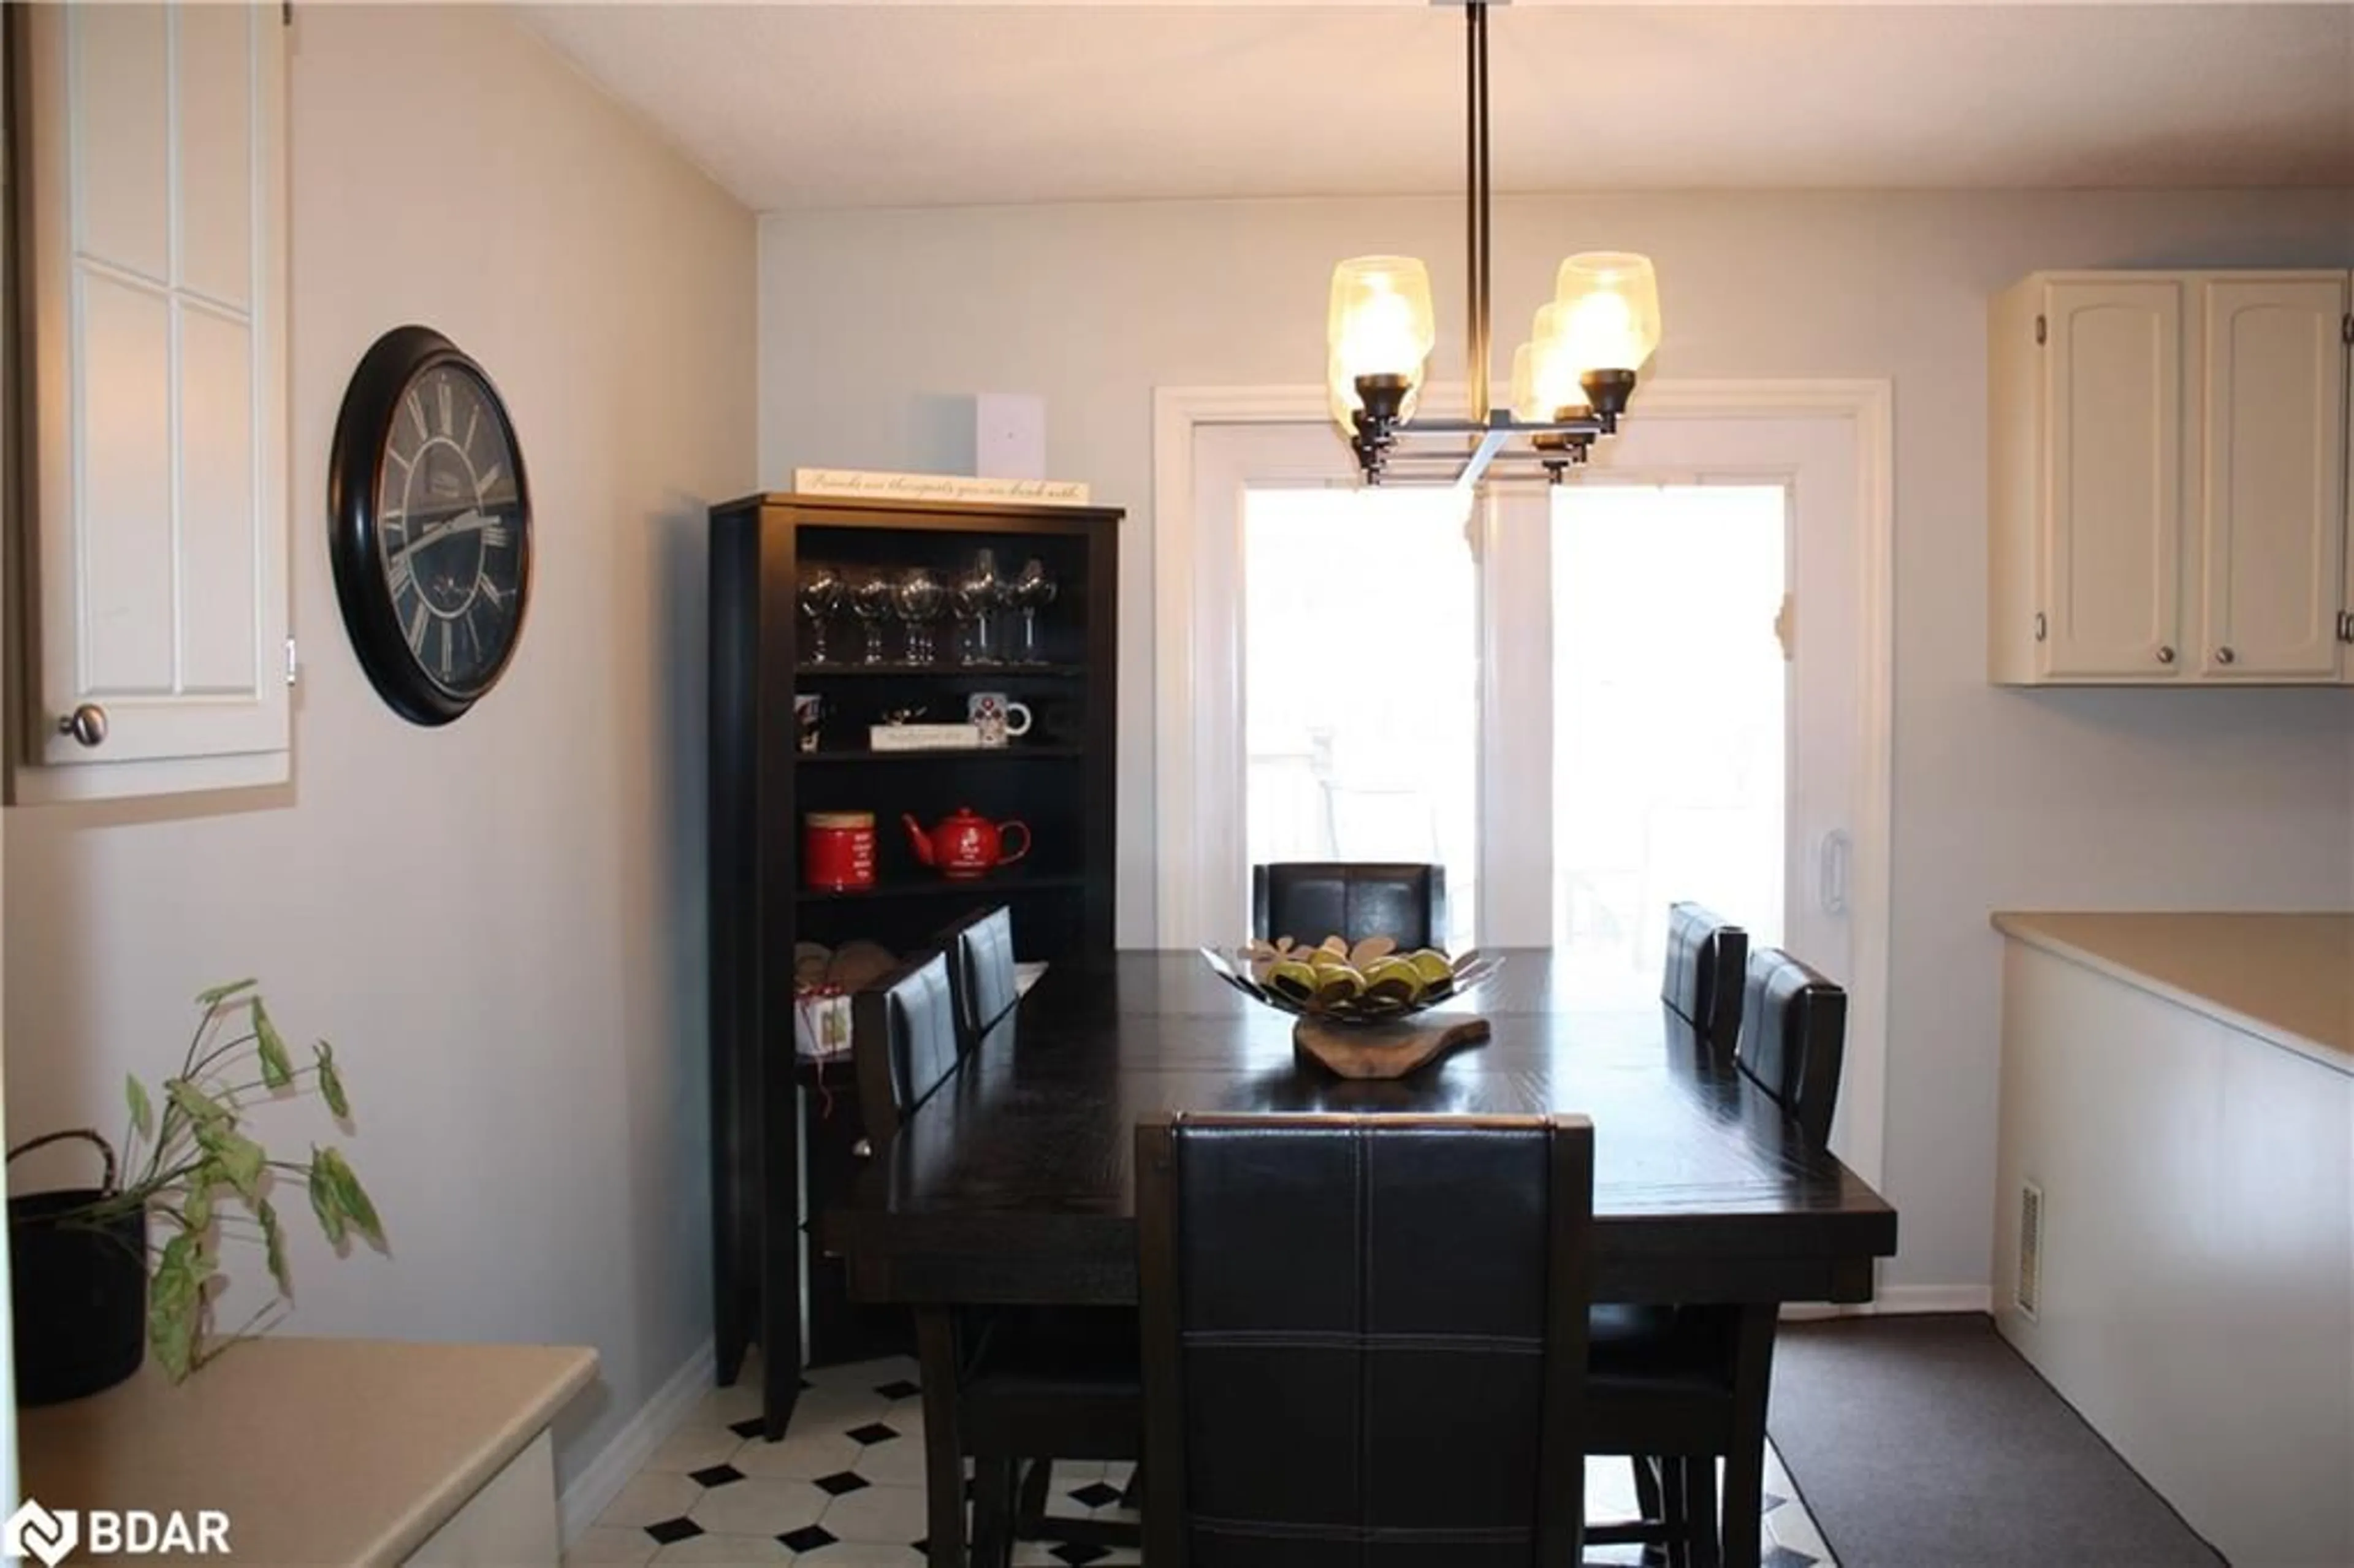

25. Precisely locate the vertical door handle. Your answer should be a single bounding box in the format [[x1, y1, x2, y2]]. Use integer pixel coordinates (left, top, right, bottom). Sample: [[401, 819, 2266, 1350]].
[[1818, 830, 1851, 916]]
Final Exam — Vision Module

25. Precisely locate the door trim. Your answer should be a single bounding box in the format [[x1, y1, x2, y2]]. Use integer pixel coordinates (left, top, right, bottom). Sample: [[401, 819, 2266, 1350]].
[[1152, 378, 1895, 1191]]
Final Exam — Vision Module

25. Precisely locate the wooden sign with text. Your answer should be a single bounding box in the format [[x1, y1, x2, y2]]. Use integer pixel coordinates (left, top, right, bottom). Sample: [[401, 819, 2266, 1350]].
[[792, 468, 1092, 507]]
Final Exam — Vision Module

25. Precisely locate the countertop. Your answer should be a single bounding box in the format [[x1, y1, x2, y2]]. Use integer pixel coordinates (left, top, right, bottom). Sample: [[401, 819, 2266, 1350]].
[[19, 1337, 598, 1566], [1992, 911, 2353, 1076]]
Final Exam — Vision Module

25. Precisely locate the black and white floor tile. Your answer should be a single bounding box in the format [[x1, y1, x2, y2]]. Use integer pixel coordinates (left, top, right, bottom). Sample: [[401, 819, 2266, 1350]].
[[569, 1355, 1837, 1567]]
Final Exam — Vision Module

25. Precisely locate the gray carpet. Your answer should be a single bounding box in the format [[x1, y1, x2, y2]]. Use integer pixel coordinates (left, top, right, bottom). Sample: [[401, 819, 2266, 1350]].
[[1767, 1314, 2225, 1568]]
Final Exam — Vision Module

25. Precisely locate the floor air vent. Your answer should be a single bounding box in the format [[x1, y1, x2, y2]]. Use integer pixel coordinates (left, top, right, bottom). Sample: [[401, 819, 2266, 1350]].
[[2015, 1180, 2044, 1320]]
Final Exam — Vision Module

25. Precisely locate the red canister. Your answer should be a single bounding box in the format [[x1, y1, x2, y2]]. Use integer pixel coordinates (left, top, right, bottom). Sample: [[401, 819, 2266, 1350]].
[[803, 811, 876, 891]]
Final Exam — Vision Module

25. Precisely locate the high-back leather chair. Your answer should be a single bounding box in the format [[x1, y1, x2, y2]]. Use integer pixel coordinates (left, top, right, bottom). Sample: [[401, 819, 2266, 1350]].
[[1251, 862, 1447, 951], [850, 950, 959, 1146], [853, 946, 1142, 1564], [1137, 1112, 1593, 1567], [932, 904, 1019, 1053], [1661, 901, 1748, 1053], [1734, 947, 1847, 1147], [1588, 944, 1849, 1568]]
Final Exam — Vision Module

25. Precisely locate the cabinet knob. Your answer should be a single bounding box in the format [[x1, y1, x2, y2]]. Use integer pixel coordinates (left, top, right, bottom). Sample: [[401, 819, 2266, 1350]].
[[852, 1138, 873, 1160], [56, 704, 107, 747], [2155, 645, 2176, 665], [2215, 645, 2237, 666]]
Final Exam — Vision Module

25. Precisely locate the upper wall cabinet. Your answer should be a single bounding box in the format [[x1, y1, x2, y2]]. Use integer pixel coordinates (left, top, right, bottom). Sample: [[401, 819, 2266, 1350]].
[[13, 4, 291, 801], [1988, 270, 2353, 687]]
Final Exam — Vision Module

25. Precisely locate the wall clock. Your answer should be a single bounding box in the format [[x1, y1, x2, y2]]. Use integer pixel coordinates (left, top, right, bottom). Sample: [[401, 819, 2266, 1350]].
[[329, 325, 532, 726]]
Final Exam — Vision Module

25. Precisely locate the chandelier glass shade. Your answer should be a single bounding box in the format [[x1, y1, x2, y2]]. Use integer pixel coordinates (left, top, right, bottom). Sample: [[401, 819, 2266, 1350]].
[[1324, 2, 1663, 488]]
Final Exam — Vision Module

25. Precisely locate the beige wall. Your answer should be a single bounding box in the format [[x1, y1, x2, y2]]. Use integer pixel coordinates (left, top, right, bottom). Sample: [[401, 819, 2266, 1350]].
[[758, 188, 2354, 1292], [4, 6, 753, 1489]]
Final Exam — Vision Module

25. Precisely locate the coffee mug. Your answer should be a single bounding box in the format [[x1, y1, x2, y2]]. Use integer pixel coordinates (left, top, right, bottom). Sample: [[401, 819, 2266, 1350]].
[[967, 692, 1033, 748]]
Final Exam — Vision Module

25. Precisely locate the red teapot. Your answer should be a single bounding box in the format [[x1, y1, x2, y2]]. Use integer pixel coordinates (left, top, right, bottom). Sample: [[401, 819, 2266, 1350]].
[[902, 807, 1031, 880]]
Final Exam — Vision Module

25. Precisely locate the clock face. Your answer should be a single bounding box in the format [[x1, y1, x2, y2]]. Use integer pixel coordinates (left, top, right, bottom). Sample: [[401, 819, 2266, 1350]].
[[329, 327, 533, 726], [373, 363, 525, 696]]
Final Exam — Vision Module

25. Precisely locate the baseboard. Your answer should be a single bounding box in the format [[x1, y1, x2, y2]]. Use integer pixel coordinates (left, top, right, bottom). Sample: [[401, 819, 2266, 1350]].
[[558, 1338, 715, 1545], [1783, 1284, 1994, 1322]]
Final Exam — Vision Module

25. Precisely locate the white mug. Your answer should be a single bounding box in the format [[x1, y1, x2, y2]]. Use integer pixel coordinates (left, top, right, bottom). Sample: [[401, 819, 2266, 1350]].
[[967, 692, 1033, 747]]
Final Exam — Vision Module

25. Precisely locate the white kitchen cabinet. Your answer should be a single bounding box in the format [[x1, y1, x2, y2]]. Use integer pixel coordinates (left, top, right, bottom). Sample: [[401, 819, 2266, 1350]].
[[14, 3, 289, 801], [2196, 276, 2348, 680], [1987, 270, 2354, 687]]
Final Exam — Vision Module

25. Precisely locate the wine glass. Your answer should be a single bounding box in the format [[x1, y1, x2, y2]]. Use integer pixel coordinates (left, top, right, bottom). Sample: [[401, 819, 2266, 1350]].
[[893, 565, 947, 665], [950, 549, 1004, 666], [1008, 557, 1057, 664], [796, 564, 843, 665], [848, 572, 897, 664]]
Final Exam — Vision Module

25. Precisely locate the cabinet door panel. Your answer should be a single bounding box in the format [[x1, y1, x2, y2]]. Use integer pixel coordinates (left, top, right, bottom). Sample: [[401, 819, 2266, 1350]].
[[2044, 281, 2184, 678], [76, 276, 176, 695], [70, 4, 170, 283], [24, 4, 288, 789], [2198, 277, 2347, 680], [180, 307, 261, 693], [175, 4, 256, 310]]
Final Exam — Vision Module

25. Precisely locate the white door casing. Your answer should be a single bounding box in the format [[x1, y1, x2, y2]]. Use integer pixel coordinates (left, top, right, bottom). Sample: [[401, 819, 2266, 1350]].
[[1152, 380, 1894, 1190]]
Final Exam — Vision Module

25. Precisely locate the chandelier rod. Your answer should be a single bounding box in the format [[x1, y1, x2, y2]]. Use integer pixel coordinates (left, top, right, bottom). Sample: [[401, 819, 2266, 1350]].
[[1465, 0, 1493, 424]]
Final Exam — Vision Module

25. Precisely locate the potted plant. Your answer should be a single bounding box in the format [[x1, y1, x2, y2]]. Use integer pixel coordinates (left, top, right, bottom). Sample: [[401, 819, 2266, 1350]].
[[6, 979, 384, 1404]]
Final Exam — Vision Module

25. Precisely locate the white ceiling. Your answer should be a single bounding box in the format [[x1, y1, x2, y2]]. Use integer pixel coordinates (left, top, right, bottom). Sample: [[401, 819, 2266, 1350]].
[[514, 4, 2354, 210]]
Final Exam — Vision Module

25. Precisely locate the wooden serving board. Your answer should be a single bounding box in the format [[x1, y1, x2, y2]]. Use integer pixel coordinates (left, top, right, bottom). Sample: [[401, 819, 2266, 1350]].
[[1293, 1014, 1491, 1079]]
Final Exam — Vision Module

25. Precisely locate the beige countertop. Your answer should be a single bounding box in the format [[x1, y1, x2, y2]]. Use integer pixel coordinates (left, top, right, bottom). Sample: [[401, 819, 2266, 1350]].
[[1992, 911, 2354, 1076], [20, 1338, 597, 1566]]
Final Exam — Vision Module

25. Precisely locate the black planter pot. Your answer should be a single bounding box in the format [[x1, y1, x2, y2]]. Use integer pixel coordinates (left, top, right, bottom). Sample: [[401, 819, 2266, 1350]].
[[9, 1184, 148, 1407]]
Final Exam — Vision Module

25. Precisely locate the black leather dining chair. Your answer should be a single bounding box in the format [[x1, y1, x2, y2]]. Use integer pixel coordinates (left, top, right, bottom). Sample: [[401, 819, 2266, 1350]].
[[1251, 861, 1447, 950], [851, 950, 961, 1146], [1137, 1111, 1594, 1568], [1662, 900, 1748, 1054], [850, 950, 1140, 1568], [930, 904, 1019, 1055], [1590, 945, 1851, 1568], [1735, 947, 1848, 1147]]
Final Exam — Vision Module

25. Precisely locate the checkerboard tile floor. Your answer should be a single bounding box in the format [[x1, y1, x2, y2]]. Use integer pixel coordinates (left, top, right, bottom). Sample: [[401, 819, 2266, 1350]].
[[569, 1354, 1838, 1566]]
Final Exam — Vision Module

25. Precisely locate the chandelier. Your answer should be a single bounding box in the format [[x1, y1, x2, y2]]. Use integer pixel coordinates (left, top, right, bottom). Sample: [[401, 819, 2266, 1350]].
[[1326, 0, 1663, 488]]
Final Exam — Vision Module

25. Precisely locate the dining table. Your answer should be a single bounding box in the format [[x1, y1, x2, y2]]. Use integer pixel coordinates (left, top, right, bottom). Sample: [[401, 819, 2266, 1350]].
[[820, 948, 1900, 1562]]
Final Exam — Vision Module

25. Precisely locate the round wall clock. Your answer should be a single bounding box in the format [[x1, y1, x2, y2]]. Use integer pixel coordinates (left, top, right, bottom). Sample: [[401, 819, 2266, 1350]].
[[328, 325, 532, 726]]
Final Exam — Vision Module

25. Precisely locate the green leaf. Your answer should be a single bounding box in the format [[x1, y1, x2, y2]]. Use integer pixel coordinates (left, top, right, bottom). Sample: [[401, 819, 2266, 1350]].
[[314, 1041, 349, 1119], [168, 1078, 229, 1127], [194, 978, 259, 1008], [251, 999, 293, 1090], [213, 1132, 265, 1204], [126, 1074, 154, 1142], [318, 1146, 384, 1247], [307, 1157, 346, 1247], [150, 1291, 196, 1382], [258, 1198, 291, 1296], [184, 1178, 213, 1233], [157, 1230, 198, 1281]]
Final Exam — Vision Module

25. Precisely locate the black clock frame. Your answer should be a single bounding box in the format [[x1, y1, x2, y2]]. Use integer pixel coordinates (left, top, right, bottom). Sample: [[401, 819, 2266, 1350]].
[[328, 325, 533, 726]]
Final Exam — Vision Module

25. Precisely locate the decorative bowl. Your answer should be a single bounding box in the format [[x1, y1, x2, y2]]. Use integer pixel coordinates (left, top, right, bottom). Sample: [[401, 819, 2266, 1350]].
[[1198, 935, 1505, 1025]]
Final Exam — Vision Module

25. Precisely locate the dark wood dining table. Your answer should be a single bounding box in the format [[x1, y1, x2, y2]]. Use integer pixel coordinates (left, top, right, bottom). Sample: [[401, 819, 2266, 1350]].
[[820, 949, 1899, 1566], [826, 949, 1898, 1309]]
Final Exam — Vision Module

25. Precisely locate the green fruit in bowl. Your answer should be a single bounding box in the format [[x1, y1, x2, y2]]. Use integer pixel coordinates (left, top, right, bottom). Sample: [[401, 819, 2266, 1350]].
[[1314, 965, 1366, 1005], [1266, 957, 1320, 1003], [1407, 948, 1457, 988], [1362, 955, 1427, 1005]]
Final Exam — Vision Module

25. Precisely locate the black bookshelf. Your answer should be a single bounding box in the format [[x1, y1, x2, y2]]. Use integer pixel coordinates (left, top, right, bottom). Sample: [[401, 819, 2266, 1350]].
[[706, 492, 1121, 1438]]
